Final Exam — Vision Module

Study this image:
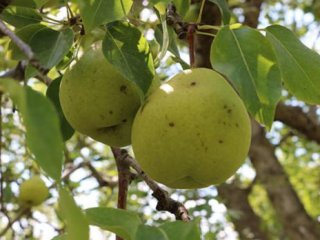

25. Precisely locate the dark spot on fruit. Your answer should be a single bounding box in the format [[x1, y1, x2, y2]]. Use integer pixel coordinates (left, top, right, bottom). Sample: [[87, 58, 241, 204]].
[[120, 85, 127, 94], [205, 146, 208, 152], [196, 132, 200, 136], [109, 110, 113, 115], [122, 119, 127, 123], [223, 121, 226, 125], [190, 81, 196, 86], [169, 122, 175, 127], [223, 105, 228, 109], [227, 109, 232, 114], [235, 123, 239, 128], [218, 140, 224, 144]]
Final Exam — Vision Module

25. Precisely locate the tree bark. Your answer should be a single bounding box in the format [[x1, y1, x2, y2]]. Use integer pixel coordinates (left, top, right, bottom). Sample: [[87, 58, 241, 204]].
[[217, 182, 269, 240], [250, 121, 320, 240]]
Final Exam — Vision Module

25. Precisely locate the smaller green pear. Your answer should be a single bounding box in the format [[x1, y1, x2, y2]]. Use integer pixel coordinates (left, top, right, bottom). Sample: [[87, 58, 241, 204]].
[[18, 176, 49, 206], [60, 46, 159, 147]]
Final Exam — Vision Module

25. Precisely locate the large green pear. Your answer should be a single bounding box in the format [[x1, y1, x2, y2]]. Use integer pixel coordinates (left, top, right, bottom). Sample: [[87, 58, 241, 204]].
[[131, 68, 251, 189], [60, 47, 158, 147]]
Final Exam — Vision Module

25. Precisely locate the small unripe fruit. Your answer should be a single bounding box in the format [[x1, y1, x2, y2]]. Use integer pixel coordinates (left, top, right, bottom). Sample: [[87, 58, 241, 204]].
[[18, 176, 49, 206]]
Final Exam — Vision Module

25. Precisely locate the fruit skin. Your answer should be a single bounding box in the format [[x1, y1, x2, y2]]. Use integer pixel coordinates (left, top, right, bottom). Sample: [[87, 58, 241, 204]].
[[18, 176, 49, 206], [132, 68, 251, 189], [59, 47, 159, 147]]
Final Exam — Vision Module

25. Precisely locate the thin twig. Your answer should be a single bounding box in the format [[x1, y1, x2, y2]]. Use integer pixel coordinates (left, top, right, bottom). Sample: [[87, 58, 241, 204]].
[[114, 149, 191, 222], [0, 20, 51, 85], [0, 207, 30, 237], [111, 147, 132, 240]]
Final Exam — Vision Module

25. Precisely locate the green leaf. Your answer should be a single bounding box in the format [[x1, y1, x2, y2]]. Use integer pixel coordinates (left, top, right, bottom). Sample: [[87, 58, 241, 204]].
[[210, 26, 281, 128], [59, 187, 89, 240], [1, 6, 42, 28], [51, 235, 67, 240], [0, 79, 64, 180], [102, 21, 155, 94], [77, 0, 133, 32], [10, 0, 36, 8], [9, 24, 47, 60], [266, 25, 320, 104], [135, 225, 168, 240], [208, 0, 231, 25], [85, 207, 142, 240], [160, 219, 201, 240], [9, 24, 73, 77], [26, 27, 74, 77], [46, 77, 74, 141]]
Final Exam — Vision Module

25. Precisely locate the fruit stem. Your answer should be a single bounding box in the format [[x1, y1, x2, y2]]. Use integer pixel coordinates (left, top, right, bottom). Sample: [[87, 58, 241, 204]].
[[197, 0, 206, 23], [188, 24, 196, 67]]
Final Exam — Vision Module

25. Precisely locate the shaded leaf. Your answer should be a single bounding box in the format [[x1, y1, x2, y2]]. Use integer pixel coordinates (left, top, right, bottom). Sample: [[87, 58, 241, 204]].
[[1, 6, 42, 28], [208, 0, 231, 25], [211, 26, 281, 128], [26, 27, 74, 77], [10, 0, 36, 8], [266, 25, 320, 104], [85, 207, 142, 240], [59, 187, 89, 240], [9, 24, 47, 60], [77, 0, 133, 32], [46, 77, 74, 141], [135, 225, 168, 240], [160, 219, 201, 240], [102, 21, 154, 94], [9, 24, 73, 78], [0, 79, 64, 180]]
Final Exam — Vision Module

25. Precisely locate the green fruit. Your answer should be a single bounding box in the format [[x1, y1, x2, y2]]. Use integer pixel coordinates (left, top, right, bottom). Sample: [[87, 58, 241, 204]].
[[132, 68, 251, 189], [59, 47, 158, 147], [18, 176, 49, 206]]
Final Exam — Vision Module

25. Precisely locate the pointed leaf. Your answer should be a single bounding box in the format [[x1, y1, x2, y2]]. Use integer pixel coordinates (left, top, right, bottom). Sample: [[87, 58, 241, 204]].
[[26, 27, 74, 77], [1, 6, 42, 28], [85, 207, 142, 240], [0, 79, 64, 180], [102, 21, 155, 94], [266, 25, 320, 104], [77, 0, 133, 32], [59, 187, 89, 240], [160, 219, 201, 240], [208, 0, 231, 25], [46, 77, 74, 141], [211, 26, 281, 128], [135, 225, 168, 240], [9, 24, 73, 78]]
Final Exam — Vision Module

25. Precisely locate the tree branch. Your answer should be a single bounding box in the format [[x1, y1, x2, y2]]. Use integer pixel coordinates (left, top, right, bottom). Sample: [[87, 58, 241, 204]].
[[275, 103, 320, 144], [0, 20, 51, 85], [112, 148, 190, 222], [217, 181, 269, 240], [250, 121, 320, 240]]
